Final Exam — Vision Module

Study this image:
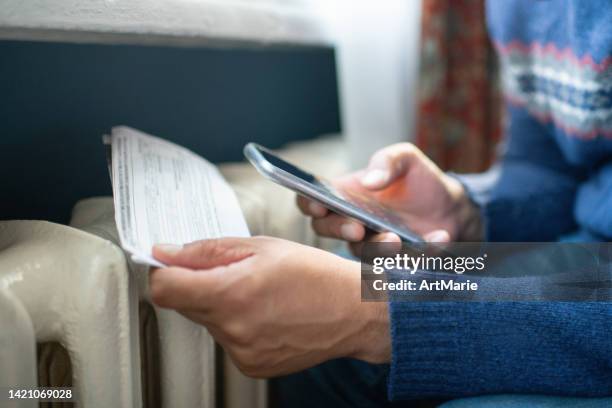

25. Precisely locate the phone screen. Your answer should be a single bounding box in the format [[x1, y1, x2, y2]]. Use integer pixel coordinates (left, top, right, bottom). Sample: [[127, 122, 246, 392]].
[[257, 148, 319, 184], [255, 147, 421, 242]]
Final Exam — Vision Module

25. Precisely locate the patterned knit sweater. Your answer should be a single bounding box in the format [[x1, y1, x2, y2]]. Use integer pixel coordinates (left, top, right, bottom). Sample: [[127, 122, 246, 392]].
[[485, 0, 612, 241], [388, 0, 612, 400]]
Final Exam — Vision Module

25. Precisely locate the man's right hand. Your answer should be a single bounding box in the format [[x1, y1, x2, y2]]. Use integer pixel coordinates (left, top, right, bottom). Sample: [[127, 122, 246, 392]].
[[296, 143, 483, 255]]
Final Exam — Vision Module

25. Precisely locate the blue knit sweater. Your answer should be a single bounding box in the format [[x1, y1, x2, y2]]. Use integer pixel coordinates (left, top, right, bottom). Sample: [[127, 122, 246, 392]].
[[388, 0, 612, 400]]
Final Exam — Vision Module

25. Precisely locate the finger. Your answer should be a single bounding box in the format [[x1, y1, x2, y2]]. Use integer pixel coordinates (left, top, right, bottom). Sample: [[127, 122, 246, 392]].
[[423, 229, 451, 243], [311, 214, 366, 242], [370, 232, 402, 243], [296, 195, 328, 218], [350, 232, 402, 257], [149, 266, 222, 310], [369, 232, 403, 257], [360, 143, 421, 190], [368, 232, 401, 243], [153, 237, 254, 269]]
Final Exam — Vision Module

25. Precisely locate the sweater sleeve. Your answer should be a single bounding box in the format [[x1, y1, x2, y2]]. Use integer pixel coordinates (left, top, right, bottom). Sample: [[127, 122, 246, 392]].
[[387, 299, 612, 400], [457, 105, 586, 242], [386, 104, 612, 399]]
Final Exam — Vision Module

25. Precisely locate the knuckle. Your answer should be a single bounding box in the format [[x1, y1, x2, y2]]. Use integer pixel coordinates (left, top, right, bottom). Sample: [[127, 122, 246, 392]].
[[392, 142, 417, 153], [382, 143, 418, 162], [189, 238, 224, 259], [225, 322, 255, 347], [204, 238, 222, 257]]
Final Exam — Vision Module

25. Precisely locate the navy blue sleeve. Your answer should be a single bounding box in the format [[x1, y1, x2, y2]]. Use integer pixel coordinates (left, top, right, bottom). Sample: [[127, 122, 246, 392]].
[[387, 300, 612, 400], [576, 161, 612, 239], [458, 105, 586, 242], [386, 104, 611, 400]]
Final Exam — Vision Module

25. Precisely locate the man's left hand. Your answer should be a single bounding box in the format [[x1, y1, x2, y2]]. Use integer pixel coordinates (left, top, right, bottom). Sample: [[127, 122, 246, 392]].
[[150, 236, 391, 378]]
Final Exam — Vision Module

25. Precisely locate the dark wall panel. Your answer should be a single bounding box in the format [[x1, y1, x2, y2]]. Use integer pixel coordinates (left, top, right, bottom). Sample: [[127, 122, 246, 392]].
[[0, 40, 340, 222]]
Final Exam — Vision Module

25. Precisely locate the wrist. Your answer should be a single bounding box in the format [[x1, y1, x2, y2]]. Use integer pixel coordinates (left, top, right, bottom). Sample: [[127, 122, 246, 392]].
[[355, 301, 391, 363], [446, 176, 484, 241], [339, 260, 391, 363]]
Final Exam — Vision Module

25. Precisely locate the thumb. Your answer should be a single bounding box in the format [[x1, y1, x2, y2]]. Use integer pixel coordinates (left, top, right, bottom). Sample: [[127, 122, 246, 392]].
[[153, 237, 254, 269], [360, 143, 421, 190]]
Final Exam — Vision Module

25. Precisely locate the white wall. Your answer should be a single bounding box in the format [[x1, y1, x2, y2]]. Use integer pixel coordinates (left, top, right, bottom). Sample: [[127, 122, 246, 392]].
[[315, 0, 422, 167], [0, 0, 331, 46]]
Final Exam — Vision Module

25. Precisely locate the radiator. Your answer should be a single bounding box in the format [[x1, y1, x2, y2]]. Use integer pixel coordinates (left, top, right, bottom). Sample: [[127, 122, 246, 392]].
[[0, 288, 38, 408], [0, 136, 348, 408], [0, 220, 142, 407]]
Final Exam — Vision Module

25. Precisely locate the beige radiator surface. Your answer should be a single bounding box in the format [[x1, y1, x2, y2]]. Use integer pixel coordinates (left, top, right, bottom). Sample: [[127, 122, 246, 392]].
[[0, 136, 349, 408]]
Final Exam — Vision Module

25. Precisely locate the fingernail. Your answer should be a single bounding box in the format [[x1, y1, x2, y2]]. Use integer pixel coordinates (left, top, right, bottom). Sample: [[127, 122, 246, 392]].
[[380, 233, 400, 243], [425, 230, 448, 243], [340, 223, 361, 241], [154, 243, 183, 255], [361, 169, 389, 187]]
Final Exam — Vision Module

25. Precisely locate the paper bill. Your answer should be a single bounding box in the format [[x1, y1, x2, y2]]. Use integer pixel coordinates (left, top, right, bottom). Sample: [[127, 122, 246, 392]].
[[107, 126, 250, 267]]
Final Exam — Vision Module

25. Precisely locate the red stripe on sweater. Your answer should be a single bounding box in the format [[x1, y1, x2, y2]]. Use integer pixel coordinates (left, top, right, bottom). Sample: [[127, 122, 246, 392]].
[[494, 40, 612, 73]]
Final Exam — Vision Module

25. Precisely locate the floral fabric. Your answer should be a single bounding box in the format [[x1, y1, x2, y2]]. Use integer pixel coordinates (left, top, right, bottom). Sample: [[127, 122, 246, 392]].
[[416, 0, 502, 172]]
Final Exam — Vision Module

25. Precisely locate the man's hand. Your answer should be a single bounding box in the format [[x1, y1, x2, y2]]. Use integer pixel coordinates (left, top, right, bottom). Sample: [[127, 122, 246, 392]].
[[297, 143, 483, 254], [150, 237, 390, 378]]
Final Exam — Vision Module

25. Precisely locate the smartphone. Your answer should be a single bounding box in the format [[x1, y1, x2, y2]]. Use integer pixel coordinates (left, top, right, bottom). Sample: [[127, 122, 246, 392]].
[[244, 143, 423, 243]]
